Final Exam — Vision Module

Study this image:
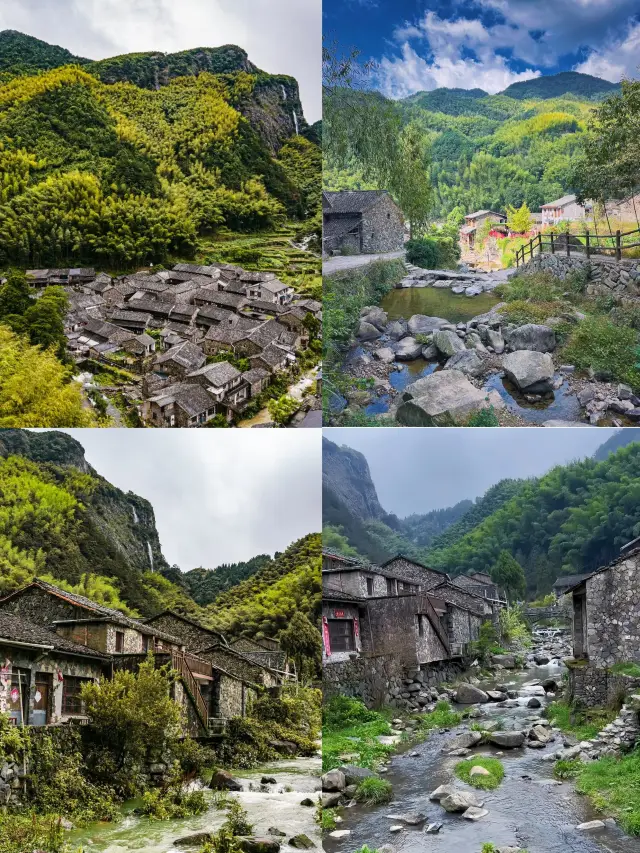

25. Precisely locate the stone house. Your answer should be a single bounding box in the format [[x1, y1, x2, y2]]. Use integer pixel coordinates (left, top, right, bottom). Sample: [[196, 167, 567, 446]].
[[0, 611, 109, 726], [249, 342, 292, 374], [186, 362, 248, 406], [228, 638, 290, 676], [452, 572, 506, 603], [242, 367, 271, 397], [145, 610, 227, 652], [110, 309, 152, 333], [565, 538, 640, 706], [460, 210, 506, 251], [198, 644, 280, 688], [143, 382, 223, 427], [245, 277, 294, 306], [541, 194, 589, 226], [323, 190, 405, 255], [154, 341, 206, 378]]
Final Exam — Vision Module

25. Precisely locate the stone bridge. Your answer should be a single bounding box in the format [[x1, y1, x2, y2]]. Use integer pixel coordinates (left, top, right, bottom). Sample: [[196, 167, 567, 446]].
[[523, 606, 570, 623]]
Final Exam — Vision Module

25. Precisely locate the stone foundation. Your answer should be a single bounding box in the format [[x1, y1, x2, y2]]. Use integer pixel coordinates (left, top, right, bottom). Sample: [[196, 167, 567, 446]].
[[323, 653, 465, 710], [566, 659, 640, 708], [518, 253, 640, 300]]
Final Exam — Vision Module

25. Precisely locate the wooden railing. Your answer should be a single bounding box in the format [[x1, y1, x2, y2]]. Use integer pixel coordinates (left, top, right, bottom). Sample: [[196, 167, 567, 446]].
[[419, 594, 450, 657], [515, 226, 640, 267], [170, 651, 209, 730], [183, 651, 214, 678]]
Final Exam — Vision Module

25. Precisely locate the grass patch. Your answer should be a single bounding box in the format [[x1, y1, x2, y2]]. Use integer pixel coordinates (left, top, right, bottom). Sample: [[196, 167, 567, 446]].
[[416, 700, 462, 734], [576, 750, 640, 835], [553, 757, 582, 780], [609, 661, 640, 677], [498, 299, 566, 326], [546, 701, 616, 741], [354, 777, 393, 804], [322, 697, 394, 773], [455, 756, 505, 790], [562, 315, 640, 389], [319, 808, 337, 832]]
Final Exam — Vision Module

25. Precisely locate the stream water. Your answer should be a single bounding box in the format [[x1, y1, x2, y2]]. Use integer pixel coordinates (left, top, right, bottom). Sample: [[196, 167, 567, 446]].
[[484, 374, 583, 424], [381, 288, 500, 325], [323, 664, 638, 853], [68, 756, 321, 853]]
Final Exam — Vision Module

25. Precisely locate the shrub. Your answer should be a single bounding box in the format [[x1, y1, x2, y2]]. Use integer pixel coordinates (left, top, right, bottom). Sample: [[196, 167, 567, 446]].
[[323, 696, 378, 728], [406, 237, 457, 269], [0, 814, 71, 853], [139, 784, 207, 820], [562, 315, 640, 389], [465, 407, 499, 427], [455, 756, 505, 790], [354, 776, 393, 804]]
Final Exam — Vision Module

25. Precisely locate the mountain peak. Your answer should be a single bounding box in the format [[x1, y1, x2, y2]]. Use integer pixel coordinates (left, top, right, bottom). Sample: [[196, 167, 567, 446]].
[[500, 70, 620, 101]]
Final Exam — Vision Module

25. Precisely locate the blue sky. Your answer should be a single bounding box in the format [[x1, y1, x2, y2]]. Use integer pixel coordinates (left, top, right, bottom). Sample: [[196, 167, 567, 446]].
[[323, 0, 640, 99]]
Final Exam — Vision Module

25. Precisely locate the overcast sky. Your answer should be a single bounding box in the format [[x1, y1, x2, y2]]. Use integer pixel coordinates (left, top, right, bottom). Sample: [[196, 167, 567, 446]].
[[57, 430, 321, 571], [0, 0, 321, 121], [324, 0, 640, 99], [326, 427, 637, 519]]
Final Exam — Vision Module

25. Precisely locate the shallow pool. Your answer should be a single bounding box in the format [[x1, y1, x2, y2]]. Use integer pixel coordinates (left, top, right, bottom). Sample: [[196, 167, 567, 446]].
[[381, 287, 500, 324]]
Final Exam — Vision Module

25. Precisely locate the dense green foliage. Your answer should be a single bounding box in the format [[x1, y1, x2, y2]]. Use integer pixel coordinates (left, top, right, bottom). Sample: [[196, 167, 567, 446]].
[[0, 38, 318, 268], [179, 554, 272, 605]]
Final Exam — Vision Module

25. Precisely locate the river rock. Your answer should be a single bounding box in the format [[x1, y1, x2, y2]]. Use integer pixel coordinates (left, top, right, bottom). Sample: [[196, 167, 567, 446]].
[[489, 731, 525, 748], [289, 836, 315, 849], [407, 315, 449, 336], [534, 653, 550, 665], [433, 329, 465, 357], [502, 350, 554, 393], [373, 347, 396, 363], [386, 319, 408, 340], [491, 654, 516, 668], [395, 336, 423, 360], [447, 731, 483, 750], [486, 328, 505, 353], [300, 798, 315, 807], [238, 838, 282, 853], [469, 766, 491, 777], [422, 344, 438, 360], [322, 793, 343, 808], [261, 776, 277, 784], [322, 769, 346, 792], [462, 806, 489, 820], [506, 324, 556, 353], [356, 320, 382, 341], [576, 820, 605, 831], [486, 690, 508, 702], [456, 683, 489, 704], [210, 769, 242, 791], [430, 783, 457, 802], [397, 371, 499, 426], [529, 725, 552, 744], [440, 791, 484, 812], [174, 832, 214, 848], [268, 829, 286, 837], [361, 307, 388, 330], [386, 812, 426, 825], [444, 349, 485, 377], [340, 765, 376, 786], [527, 698, 542, 709], [328, 831, 351, 839]]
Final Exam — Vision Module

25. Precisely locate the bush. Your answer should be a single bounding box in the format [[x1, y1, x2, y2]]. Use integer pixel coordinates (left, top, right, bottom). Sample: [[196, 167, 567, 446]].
[[0, 814, 71, 853], [139, 784, 207, 820], [562, 315, 640, 389], [406, 237, 456, 269], [465, 407, 499, 427], [455, 756, 505, 789], [323, 696, 378, 728], [354, 776, 393, 804]]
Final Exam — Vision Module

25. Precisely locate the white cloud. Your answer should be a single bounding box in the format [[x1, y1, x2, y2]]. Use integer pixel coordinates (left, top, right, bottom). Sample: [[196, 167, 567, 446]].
[[574, 19, 640, 81], [0, 0, 321, 120], [378, 12, 540, 99]]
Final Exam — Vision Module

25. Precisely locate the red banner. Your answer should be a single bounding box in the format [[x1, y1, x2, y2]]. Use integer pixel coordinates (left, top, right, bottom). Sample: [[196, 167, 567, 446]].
[[322, 616, 331, 656]]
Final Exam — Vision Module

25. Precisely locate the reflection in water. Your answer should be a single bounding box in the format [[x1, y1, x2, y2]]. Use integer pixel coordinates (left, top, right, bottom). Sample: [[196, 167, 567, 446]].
[[365, 361, 439, 416], [485, 374, 583, 424], [381, 287, 500, 325]]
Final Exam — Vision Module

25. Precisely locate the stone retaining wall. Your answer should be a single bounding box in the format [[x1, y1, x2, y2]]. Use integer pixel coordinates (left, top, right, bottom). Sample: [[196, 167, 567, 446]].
[[323, 652, 464, 710], [566, 660, 640, 708], [518, 253, 640, 299]]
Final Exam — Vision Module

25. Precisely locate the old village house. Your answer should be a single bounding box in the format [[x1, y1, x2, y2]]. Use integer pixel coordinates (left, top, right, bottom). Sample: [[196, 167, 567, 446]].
[[322, 190, 404, 256]]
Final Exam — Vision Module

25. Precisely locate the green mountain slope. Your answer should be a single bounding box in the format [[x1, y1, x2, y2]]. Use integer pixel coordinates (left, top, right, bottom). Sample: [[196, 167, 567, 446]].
[[0, 32, 318, 268], [181, 554, 272, 606], [204, 533, 321, 641], [501, 71, 620, 101], [593, 429, 640, 461], [325, 71, 615, 218]]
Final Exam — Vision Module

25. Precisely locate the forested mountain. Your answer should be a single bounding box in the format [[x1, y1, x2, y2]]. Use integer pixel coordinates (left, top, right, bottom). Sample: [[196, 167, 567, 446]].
[[180, 554, 273, 605], [324, 70, 613, 219], [0, 430, 320, 648], [322, 433, 640, 597], [0, 31, 319, 267]]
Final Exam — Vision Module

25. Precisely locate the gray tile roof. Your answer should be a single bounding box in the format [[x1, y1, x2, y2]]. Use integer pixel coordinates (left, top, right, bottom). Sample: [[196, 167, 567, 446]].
[[155, 341, 206, 372], [0, 610, 110, 659], [323, 190, 390, 214], [188, 361, 241, 386]]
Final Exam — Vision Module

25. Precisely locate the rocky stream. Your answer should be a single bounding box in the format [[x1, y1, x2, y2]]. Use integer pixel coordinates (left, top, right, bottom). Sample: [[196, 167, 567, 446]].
[[334, 264, 640, 426], [322, 630, 640, 853], [67, 755, 322, 853]]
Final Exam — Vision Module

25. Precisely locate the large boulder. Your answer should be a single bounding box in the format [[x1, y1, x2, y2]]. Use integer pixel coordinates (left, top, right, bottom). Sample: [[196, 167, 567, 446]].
[[362, 307, 388, 331], [444, 349, 485, 377], [506, 324, 556, 353], [373, 347, 396, 364], [433, 329, 465, 357], [456, 684, 489, 704], [321, 770, 346, 792], [491, 654, 516, 668], [395, 336, 423, 360], [237, 838, 282, 853], [446, 731, 483, 750], [340, 765, 376, 786], [430, 783, 457, 802], [407, 315, 449, 336], [356, 321, 382, 341], [440, 791, 484, 812], [503, 350, 554, 393], [397, 371, 501, 426], [489, 731, 526, 749], [387, 319, 409, 340], [210, 770, 242, 791]]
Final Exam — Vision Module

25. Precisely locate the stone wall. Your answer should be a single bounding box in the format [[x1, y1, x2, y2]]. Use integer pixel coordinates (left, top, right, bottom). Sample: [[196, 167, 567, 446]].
[[361, 195, 405, 254], [201, 645, 276, 687], [381, 557, 447, 590], [365, 595, 447, 665], [322, 602, 362, 663], [584, 551, 640, 667], [518, 252, 640, 299], [566, 659, 640, 708]]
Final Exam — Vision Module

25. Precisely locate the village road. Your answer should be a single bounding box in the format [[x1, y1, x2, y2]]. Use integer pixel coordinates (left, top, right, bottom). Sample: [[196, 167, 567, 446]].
[[323, 249, 406, 274]]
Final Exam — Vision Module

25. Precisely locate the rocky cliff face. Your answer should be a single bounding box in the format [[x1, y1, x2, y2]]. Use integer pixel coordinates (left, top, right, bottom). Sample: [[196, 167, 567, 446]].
[[0, 429, 168, 577], [322, 438, 388, 523], [240, 76, 307, 153]]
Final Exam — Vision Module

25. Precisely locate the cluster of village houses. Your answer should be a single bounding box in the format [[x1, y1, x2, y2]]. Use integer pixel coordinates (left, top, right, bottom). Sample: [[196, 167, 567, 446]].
[[323, 536, 640, 711], [322, 188, 640, 258], [27, 263, 321, 427], [0, 579, 293, 737]]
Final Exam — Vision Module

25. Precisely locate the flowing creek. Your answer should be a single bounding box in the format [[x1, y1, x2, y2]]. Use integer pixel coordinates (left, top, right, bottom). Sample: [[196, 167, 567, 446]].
[[324, 663, 638, 853], [68, 755, 321, 853]]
